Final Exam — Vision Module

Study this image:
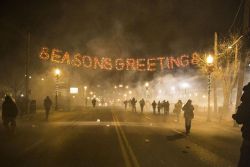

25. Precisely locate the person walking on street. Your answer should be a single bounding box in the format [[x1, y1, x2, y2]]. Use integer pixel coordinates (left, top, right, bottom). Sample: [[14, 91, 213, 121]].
[[182, 99, 194, 135], [165, 101, 170, 115], [173, 100, 182, 122], [232, 82, 250, 167], [44, 96, 52, 121], [152, 100, 156, 115], [131, 98, 137, 112], [92, 98, 97, 108], [157, 101, 161, 114], [2, 95, 19, 135], [163, 100, 170, 116], [124, 100, 128, 111], [139, 98, 145, 113]]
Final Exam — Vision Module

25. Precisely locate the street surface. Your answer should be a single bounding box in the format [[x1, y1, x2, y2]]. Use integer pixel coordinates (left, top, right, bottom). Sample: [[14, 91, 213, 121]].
[[0, 107, 242, 167]]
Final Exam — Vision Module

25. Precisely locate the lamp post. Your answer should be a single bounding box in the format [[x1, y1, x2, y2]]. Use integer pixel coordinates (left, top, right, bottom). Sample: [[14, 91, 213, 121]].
[[206, 54, 214, 121], [145, 82, 149, 98], [54, 68, 61, 111], [84, 86, 87, 107], [145, 82, 149, 109], [180, 82, 190, 100]]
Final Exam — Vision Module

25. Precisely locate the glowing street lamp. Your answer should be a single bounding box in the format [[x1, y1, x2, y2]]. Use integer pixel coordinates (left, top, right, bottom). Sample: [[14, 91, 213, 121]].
[[54, 68, 61, 76], [206, 54, 214, 65], [144, 82, 150, 104], [54, 68, 61, 111], [70, 87, 79, 94], [206, 54, 214, 121], [180, 82, 190, 97], [180, 82, 190, 89]]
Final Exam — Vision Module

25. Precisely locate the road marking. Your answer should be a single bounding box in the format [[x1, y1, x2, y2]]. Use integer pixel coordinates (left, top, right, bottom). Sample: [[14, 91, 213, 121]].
[[144, 116, 152, 120], [21, 139, 44, 155], [112, 113, 132, 167], [113, 113, 140, 167]]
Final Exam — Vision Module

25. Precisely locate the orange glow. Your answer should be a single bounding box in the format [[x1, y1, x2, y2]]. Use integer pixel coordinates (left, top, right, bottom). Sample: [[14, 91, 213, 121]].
[[39, 47, 50, 60], [51, 49, 62, 64], [115, 58, 125, 70], [39, 47, 201, 71], [126, 58, 136, 71], [82, 56, 92, 68], [157, 57, 165, 70], [147, 58, 157, 71], [136, 58, 146, 71]]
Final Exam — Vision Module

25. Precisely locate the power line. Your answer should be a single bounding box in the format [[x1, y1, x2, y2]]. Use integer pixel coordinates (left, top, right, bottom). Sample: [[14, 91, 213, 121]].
[[228, 0, 245, 33]]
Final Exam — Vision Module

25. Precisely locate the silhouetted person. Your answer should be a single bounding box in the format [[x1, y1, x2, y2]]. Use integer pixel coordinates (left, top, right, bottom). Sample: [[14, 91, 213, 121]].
[[152, 100, 156, 114], [232, 82, 250, 167], [44, 96, 52, 121], [163, 100, 170, 115], [139, 98, 145, 113], [157, 101, 161, 114], [173, 100, 182, 122], [92, 98, 97, 108], [131, 98, 137, 112], [124, 100, 128, 111], [165, 101, 170, 115], [182, 99, 194, 135], [2, 96, 19, 134]]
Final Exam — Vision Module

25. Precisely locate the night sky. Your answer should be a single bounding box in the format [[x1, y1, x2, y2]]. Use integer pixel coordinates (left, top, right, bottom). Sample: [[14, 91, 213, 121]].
[[0, 0, 241, 84]]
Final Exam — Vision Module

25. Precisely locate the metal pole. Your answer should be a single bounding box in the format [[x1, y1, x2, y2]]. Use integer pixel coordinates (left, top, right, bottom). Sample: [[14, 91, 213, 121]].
[[84, 88, 87, 107], [55, 75, 59, 111], [213, 32, 218, 113], [25, 32, 30, 114], [207, 73, 211, 121]]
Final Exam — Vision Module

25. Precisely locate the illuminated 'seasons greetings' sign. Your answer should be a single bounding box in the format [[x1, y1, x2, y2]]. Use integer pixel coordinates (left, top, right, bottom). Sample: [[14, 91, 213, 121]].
[[39, 47, 200, 71]]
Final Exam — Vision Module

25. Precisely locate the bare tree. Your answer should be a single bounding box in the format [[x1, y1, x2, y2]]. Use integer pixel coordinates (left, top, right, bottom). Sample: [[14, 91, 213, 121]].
[[4, 70, 24, 99], [218, 35, 240, 115], [198, 34, 241, 117]]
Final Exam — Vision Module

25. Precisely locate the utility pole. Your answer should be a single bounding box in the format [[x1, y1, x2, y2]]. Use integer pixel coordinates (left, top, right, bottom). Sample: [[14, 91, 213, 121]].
[[234, 0, 250, 126], [25, 32, 30, 114], [213, 32, 218, 114]]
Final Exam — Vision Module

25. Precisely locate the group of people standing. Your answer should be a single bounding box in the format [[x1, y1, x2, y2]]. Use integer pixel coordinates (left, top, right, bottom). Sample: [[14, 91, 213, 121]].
[[124, 98, 195, 135], [124, 98, 146, 113], [151, 100, 170, 115]]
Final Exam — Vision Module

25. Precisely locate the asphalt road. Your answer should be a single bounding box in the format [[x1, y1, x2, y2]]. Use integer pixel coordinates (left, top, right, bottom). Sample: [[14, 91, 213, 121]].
[[0, 107, 242, 167]]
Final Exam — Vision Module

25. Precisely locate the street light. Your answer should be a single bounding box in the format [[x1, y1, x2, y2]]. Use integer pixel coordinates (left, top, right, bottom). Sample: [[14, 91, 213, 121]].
[[54, 68, 61, 111], [124, 94, 127, 100], [180, 82, 190, 99], [206, 54, 214, 65], [206, 54, 214, 121], [84, 86, 87, 107], [145, 82, 149, 97]]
